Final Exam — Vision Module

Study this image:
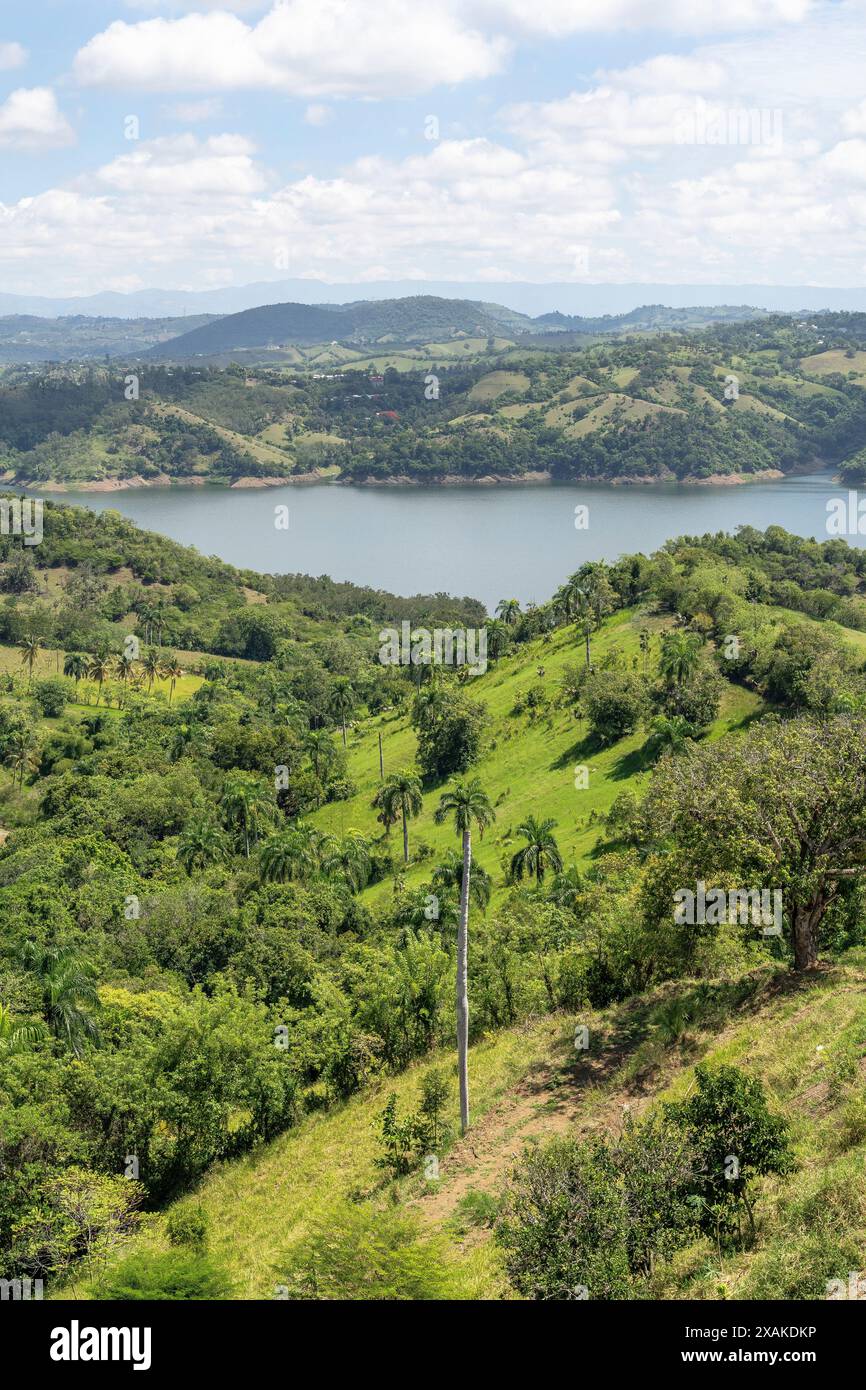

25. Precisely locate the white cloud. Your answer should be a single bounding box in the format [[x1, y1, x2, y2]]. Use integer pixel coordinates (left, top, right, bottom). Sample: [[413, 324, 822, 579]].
[[94, 133, 265, 197], [75, 1, 509, 98], [0, 41, 27, 70], [0, 88, 74, 149], [471, 0, 813, 35]]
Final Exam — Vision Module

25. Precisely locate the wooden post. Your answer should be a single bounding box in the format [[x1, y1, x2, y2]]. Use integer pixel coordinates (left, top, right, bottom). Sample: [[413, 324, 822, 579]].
[[378, 731, 384, 780]]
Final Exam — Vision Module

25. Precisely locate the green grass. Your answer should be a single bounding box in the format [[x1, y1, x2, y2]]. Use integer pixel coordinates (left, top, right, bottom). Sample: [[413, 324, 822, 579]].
[[311, 608, 764, 907]]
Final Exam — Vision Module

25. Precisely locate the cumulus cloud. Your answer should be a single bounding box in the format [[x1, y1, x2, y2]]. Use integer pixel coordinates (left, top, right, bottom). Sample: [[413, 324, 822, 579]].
[[74, 1, 509, 98], [94, 133, 266, 197], [0, 88, 74, 149], [471, 0, 813, 35]]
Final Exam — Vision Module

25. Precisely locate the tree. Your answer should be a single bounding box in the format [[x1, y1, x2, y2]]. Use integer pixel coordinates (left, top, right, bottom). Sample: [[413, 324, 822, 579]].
[[0, 1001, 44, 1054], [163, 656, 184, 706], [18, 633, 42, 687], [644, 714, 695, 760], [304, 730, 336, 781], [642, 714, 866, 971], [177, 818, 230, 873], [329, 677, 355, 748], [87, 654, 113, 706], [260, 824, 321, 883], [509, 815, 563, 885], [379, 771, 423, 864], [485, 619, 511, 661], [220, 775, 276, 857], [5, 725, 38, 787], [579, 618, 593, 668], [434, 777, 495, 1134], [665, 1064, 793, 1245], [431, 849, 491, 911], [141, 647, 165, 692], [582, 668, 648, 744], [659, 630, 702, 687], [63, 651, 88, 692], [496, 598, 521, 625], [321, 832, 371, 891], [19, 943, 100, 1057]]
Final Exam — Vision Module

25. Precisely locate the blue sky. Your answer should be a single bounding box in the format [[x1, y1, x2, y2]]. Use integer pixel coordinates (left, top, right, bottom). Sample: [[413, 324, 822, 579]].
[[2, 1, 866, 297]]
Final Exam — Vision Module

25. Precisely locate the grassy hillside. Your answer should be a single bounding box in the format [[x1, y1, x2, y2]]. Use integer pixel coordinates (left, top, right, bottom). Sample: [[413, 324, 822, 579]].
[[72, 951, 866, 1300]]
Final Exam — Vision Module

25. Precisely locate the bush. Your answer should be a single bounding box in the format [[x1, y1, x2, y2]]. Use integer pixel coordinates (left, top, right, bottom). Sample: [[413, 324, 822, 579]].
[[582, 669, 648, 745], [277, 1203, 460, 1300], [31, 677, 72, 718], [165, 1204, 209, 1252], [97, 1249, 234, 1300]]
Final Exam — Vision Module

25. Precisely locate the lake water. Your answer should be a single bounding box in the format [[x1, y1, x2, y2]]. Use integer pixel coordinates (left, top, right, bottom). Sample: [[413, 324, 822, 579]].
[[34, 471, 852, 612]]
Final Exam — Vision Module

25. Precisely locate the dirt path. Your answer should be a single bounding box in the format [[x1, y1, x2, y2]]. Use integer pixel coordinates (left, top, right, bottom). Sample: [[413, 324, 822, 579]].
[[414, 1013, 652, 1230]]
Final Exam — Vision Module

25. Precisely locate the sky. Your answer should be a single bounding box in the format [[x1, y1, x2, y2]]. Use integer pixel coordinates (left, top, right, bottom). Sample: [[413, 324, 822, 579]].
[[3, 0, 866, 297]]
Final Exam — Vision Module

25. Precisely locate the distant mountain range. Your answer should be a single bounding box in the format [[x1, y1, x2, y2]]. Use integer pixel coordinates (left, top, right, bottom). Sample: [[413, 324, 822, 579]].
[[4, 279, 866, 321]]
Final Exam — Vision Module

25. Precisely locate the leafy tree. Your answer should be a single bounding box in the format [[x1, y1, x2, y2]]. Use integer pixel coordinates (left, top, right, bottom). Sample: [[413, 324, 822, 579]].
[[18, 943, 100, 1057], [177, 818, 230, 874], [659, 630, 702, 687], [582, 668, 648, 744]]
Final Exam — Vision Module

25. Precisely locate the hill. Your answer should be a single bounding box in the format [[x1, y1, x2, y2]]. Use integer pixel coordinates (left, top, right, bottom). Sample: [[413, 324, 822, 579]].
[[6, 309, 866, 486]]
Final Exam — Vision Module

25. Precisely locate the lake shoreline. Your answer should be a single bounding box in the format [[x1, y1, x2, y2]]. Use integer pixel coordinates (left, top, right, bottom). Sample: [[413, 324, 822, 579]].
[[9, 465, 809, 493]]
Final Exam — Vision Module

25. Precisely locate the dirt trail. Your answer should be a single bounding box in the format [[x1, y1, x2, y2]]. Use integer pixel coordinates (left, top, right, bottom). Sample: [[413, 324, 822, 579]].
[[415, 1016, 650, 1229]]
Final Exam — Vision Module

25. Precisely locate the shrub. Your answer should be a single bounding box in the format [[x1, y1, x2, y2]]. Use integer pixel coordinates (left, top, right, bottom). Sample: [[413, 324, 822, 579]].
[[31, 677, 72, 718], [277, 1203, 460, 1300], [165, 1204, 210, 1252], [97, 1249, 234, 1300], [582, 669, 648, 745]]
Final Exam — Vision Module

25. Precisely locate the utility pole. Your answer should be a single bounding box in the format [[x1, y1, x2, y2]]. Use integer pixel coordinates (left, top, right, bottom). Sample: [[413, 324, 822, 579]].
[[378, 731, 384, 780]]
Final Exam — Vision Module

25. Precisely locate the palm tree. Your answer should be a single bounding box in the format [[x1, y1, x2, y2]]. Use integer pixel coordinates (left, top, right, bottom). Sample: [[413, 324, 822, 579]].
[[496, 598, 521, 626], [87, 653, 112, 706], [141, 647, 165, 693], [328, 678, 355, 748], [260, 823, 321, 883], [18, 633, 42, 687], [113, 650, 139, 705], [0, 1001, 44, 1054], [510, 815, 563, 885], [645, 714, 694, 759], [304, 730, 336, 781], [18, 943, 100, 1057], [434, 777, 495, 1135], [485, 618, 511, 661], [321, 832, 371, 891], [431, 848, 491, 911], [579, 617, 593, 668], [659, 630, 702, 687], [63, 651, 88, 693], [549, 864, 585, 910], [379, 770, 423, 864], [5, 726, 38, 788], [163, 655, 184, 706], [220, 775, 276, 858], [639, 628, 652, 675], [177, 818, 230, 873]]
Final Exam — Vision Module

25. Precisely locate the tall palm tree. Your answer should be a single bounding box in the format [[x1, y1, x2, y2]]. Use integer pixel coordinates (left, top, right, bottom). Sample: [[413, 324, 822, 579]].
[[63, 651, 88, 693], [321, 832, 371, 891], [579, 617, 593, 668], [304, 730, 336, 781], [177, 818, 230, 873], [141, 647, 165, 693], [379, 770, 423, 864], [220, 775, 276, 857], [434, 777, 495, 1135], [260, 823, 321, 883], [329, 678, 355, 747], [18, 633, 42, 687], [163, 655, 184, 706], [510, 815, 563, 885], [659, 630, 702, 687], [496, 598, 521, 626], [485, 618, 511, 661], [87, 654, 113, 706], [639, 628, 652, 675], [18, 943, 100, 1057]]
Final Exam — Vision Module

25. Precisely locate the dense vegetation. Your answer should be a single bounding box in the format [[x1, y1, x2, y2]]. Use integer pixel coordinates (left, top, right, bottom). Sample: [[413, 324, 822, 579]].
[[2, 506, 866, 1299], [6, 308, 866, 485]]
